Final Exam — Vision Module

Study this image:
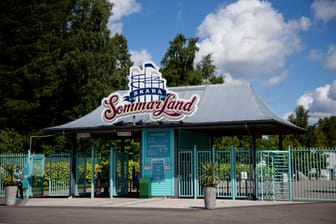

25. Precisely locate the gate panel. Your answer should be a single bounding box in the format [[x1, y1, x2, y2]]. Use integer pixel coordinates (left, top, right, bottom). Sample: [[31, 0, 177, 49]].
[[291, 148, 336, 200], [30, 154, 45, 196], [235, 150, 253, 198], [48, 153, 71, 197], [178, 151, 193, 197], [76, 152, 87, 196], [110, 150, 128, 197], [217, 150, 231, 198], [256, 151, 290, 201], [196, 150, 211, 197]]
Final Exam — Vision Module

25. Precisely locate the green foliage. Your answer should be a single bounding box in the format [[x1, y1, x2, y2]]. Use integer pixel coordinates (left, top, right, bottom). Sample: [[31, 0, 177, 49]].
[[195, 54, 224, 84], [160, 34, 200, 86], [0, 129, 28, 153], [128, 160, 140, 181], [199, 163, 220, 187], [0, 164, 17, 186]]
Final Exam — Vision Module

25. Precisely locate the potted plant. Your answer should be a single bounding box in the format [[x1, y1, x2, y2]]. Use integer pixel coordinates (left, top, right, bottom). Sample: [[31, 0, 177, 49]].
[[1, 164, 18, 206], [199, 162, 219, 209]]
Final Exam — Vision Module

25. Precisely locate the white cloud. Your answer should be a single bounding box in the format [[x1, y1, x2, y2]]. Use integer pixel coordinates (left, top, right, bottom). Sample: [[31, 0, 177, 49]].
[[297, 80, 336, 124], [262, 71, 289, 86], [311, 0, 336, 23], [108, 0, 141, 36], [196, 0, 310, 84], [325, 45, 336, 71], [308, 49, 324, 61], [130, 49, 152, 66]]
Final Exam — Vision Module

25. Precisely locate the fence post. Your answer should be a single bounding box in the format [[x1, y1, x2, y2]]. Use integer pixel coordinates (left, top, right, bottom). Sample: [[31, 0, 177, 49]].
[[231, 145, 236, 200], [193, 145, 197, 199], [288, 146, 293, 201], [27, 150, 32, 198], [91, 146, 95, 199], [110, 148, 114, 199]]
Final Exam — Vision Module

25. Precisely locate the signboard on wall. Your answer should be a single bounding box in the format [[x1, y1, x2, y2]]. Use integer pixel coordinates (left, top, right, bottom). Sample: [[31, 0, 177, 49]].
[[146, 130, 170, 157], [101, 61, 199, 123], [151, 159, 165, 181]]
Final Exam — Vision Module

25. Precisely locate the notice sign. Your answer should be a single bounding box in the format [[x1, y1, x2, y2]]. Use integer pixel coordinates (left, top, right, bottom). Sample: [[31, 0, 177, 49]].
[[151, 159, 165, 181], [146, 131, 170, 157]]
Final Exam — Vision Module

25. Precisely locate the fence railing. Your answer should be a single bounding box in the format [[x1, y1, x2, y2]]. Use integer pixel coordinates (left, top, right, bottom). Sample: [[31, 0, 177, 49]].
[[291, 147, 336, 200]]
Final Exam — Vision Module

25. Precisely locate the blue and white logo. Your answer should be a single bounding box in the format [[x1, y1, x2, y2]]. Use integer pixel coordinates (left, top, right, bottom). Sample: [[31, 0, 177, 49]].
[[124, 62, 167, 103]]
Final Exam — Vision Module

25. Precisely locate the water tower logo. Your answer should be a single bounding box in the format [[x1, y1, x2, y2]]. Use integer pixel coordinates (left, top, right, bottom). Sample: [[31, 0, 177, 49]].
[[101, 61, 199, 123], [124, 62, 167, 103]]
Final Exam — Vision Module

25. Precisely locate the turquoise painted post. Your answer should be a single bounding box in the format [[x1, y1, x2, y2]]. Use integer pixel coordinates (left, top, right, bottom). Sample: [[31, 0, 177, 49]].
[[27, 150, 32, 198], [109, 148, 114, 199], [91, 146, 95, 199], [288, 146, 293, 201], [231, 145, 236, 200], [193, 145, 197, 199]]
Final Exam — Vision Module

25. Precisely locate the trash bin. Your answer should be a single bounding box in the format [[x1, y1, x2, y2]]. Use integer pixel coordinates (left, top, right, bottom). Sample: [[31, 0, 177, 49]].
[[140, 177, 151, 198]]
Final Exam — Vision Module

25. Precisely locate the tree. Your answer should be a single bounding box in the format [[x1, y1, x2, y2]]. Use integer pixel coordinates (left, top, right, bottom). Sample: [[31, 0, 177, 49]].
[[315, 116, 336, 147], [160, 34, 200, 86], [195, 54, 224, 84], [0, 0, 73, 131], [287, 105, 309, 147], [55, 0, 132, 123]]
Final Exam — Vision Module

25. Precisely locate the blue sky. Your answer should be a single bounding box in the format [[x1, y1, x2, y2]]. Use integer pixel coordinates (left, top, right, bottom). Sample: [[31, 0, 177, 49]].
[[108, 0, 336, 124]]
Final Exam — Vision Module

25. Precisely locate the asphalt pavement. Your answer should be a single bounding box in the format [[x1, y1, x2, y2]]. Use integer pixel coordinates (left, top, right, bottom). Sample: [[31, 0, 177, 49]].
[[0, 198, 335, 224]]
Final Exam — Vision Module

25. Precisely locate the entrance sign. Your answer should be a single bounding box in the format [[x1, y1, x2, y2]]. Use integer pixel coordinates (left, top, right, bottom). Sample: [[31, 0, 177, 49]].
[[101, 62, 199, 123]]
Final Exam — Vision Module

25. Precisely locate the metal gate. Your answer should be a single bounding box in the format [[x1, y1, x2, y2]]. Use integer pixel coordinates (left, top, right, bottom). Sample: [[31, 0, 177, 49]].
[[178, 151, 193, 197], [178, 148, 258, 199], [110, 149, 128, 197], [178, 148, 212, 198], [256, 151, 291, 201], [29, 154, 45, 197], [48, 153, 71, 196], [75, 152, 87, 196]]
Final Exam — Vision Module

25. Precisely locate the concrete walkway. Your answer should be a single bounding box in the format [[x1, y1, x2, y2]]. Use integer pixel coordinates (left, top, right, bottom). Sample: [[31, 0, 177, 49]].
[[17, 197, 300, 209]]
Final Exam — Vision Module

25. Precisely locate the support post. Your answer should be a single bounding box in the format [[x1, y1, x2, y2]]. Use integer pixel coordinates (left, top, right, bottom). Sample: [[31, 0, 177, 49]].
[[70, 135, 77, 197], [91, 146, 95, 199], [279, 134, 284, 151], [193, 145, 197, 199], [27, 150, 32, 198], [251, 133, 257, 200], [110, 148, 114, 199], [231, 145, 236, 200], [288, 146, 293, 201]]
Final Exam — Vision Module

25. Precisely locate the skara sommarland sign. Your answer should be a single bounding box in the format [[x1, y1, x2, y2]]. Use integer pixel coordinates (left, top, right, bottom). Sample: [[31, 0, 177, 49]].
[[101, 62, 199, 123]]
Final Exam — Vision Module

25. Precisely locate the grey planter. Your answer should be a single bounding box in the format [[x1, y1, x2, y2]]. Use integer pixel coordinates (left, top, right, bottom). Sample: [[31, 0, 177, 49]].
[[5, 186, 17, 206], [203, 187, 216, 209]]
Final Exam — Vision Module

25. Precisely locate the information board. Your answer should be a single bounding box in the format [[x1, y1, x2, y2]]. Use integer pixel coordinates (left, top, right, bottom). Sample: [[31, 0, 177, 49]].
[[146, 131, 170, 157], [151, 159, 165, 181]]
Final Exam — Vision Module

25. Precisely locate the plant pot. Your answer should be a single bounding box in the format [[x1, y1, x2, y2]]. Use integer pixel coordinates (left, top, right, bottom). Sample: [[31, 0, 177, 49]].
[[203, 186, 216, 209], [5, 186, 17, 206]]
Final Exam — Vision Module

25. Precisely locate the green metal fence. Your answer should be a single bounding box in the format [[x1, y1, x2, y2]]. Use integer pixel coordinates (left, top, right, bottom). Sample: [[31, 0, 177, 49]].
[[178, 147, 253, 199], [0, 153, 28, 197], [48, 153, 71, 197], [291, 147, 336, 201], [177, 147, 336, 201]]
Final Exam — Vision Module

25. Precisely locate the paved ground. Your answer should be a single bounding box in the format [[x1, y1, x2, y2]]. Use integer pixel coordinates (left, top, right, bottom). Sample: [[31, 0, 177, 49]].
[[0, 198, 335, 224], [15, 197, 302, 209]]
